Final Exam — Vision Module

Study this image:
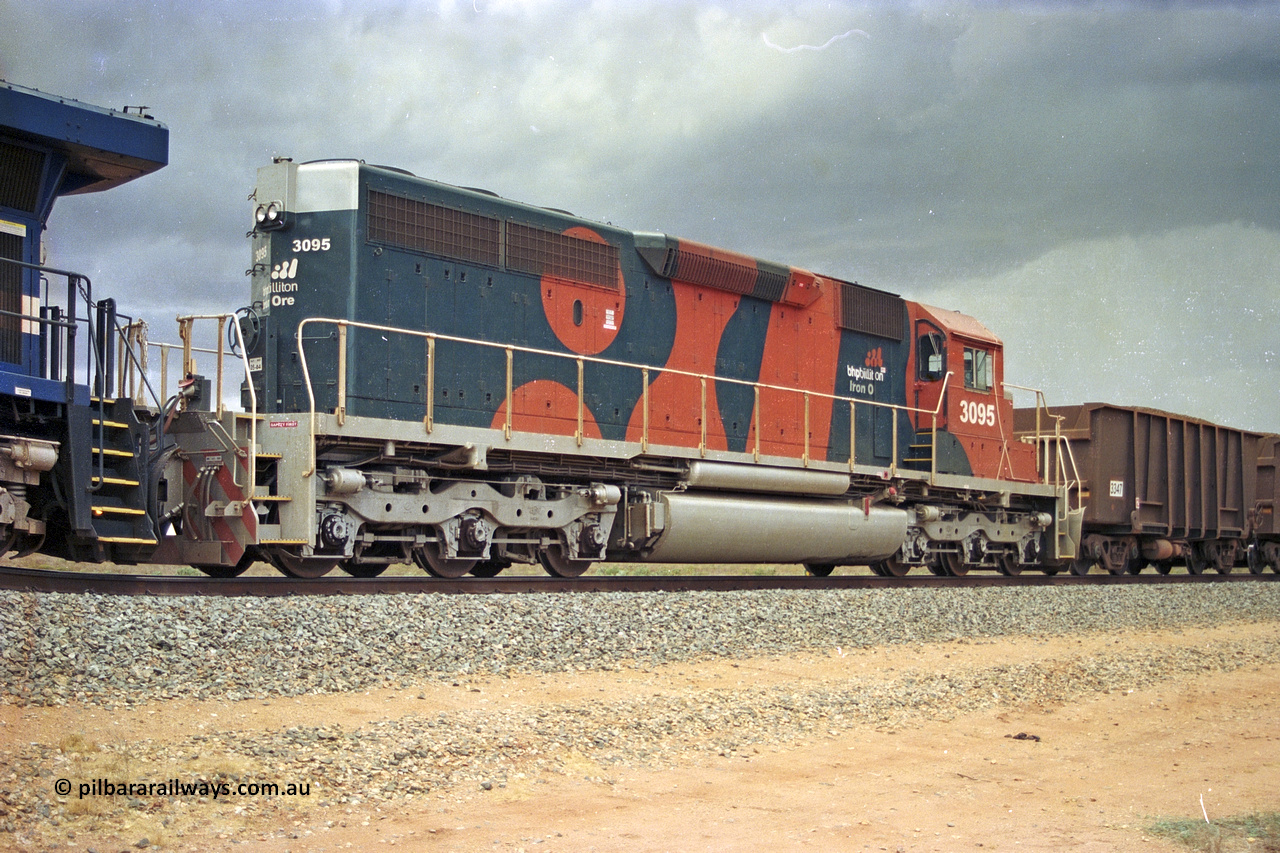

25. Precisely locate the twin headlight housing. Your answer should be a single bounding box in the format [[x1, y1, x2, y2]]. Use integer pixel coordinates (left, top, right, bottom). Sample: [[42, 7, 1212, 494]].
[[253, 201, 286, 230]]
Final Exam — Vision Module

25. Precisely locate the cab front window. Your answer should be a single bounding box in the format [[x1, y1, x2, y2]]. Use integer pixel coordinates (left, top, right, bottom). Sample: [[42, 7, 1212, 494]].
[[963, 346, 992, 392]]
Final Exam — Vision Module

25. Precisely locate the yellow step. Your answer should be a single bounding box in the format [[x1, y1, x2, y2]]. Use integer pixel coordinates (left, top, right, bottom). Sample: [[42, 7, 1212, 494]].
[[98, 536, 159, 545], [93, 506, 146, 516], [92, 418, 130, 429], [94, 447, 134, 458], [92, 476, 140, 487]]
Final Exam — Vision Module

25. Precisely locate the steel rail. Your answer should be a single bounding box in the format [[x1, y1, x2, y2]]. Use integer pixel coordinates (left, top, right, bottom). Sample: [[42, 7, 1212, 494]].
[[0, 565, 1275, 598]]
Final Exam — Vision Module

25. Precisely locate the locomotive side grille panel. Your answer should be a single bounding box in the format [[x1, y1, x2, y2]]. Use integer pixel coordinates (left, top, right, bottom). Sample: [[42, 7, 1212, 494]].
[[367, 190, 500, 266], [0, 141, 44, 213], [837, 281, 905, 341], [0, 232, 21, 365], [672, 249, 756, 294], [507, 222, 619, 289]]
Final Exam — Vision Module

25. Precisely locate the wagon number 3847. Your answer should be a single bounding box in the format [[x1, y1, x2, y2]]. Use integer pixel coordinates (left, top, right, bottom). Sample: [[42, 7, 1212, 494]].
[[959, 400, 997, 426]]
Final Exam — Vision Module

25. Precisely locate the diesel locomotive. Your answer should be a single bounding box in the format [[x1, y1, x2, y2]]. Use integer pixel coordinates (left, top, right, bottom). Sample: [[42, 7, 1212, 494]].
[[3, 81, 1277, 579]]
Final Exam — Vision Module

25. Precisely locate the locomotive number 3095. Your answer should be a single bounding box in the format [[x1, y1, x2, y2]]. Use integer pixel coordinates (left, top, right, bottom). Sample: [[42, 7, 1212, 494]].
[[959, 400, 997, 427], [292, 238, 331, 252]]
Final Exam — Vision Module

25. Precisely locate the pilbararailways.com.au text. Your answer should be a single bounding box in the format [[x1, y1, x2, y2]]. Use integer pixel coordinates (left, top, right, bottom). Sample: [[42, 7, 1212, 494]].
[[54, 778, 310, 799]]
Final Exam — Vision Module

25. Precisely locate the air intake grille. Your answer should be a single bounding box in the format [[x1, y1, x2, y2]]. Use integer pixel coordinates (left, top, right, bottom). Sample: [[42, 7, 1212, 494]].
[[0, 232, 22, 364], [507, 222, 619, 289], [0, 142, 44, 214], [367, 190, 500, 266], [837, 281, 905, 341]]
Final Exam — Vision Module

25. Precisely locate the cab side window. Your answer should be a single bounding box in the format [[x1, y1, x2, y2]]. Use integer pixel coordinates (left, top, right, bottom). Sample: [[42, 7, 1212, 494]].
[[963, 347, 993, 391], [918, 333, 946, 381]]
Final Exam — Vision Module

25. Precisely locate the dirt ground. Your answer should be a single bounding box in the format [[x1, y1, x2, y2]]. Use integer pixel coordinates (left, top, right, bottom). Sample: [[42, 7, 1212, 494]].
[[3, 622, 1278, 853]]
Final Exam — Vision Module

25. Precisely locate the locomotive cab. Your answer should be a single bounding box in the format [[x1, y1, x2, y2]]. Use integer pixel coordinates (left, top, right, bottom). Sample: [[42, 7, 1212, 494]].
[[908, 303, 1038, 483]]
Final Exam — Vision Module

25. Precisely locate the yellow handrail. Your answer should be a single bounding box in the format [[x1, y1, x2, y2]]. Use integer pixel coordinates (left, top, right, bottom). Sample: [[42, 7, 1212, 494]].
[[295, 317, 955, 480]]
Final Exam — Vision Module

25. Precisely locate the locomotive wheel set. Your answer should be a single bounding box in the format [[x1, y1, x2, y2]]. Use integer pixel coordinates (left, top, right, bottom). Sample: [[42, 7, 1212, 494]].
[[2, 82, 1277, 582]]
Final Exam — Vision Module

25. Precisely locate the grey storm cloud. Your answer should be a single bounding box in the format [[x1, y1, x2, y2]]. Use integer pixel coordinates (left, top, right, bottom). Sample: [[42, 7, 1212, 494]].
[[2, 0, 1278, 429]]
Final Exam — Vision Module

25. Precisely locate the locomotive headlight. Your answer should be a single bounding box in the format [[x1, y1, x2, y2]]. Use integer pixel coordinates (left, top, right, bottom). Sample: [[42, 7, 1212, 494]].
[[254, 200, 287, 230]]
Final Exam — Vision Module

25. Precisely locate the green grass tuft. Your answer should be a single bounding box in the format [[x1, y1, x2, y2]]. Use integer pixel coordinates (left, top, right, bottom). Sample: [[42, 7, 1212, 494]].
[[1147, 812, 1280, 852]]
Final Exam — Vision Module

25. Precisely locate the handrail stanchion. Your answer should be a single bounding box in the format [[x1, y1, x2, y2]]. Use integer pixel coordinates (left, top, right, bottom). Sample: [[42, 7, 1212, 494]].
[[848, 400, 856, 470], [641, 367, 650, 453], [575, 357, 584, 446], [425, 335, 435, 433], [699, 377, 707, 457], [504, 346, 513, 440], [803, 391, 810, 467], [335, 321, 347, 426], [753, 385, 761, 462]]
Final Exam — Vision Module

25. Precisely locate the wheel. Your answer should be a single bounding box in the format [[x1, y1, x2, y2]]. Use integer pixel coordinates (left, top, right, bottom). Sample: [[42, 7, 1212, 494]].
[[1069, 557, 1093, 576], [996, 552, 1022, 577], [1207, 540, 1235, 574], [804, 562, 835, 577], [470, 559, 510, 578], [194, 563, 249, 578], [1125, 558, 1148, 575], [413, 540, 477, 579], [539, 546, 592, 578], [270, 547, 338, 579], [1153, 560, 1174, 575], [878, 556, 911, 577], [340, 561, 388, 578], [1186, 543, 1208, 576], [941, 551, 968, 577], [1247, 543, 1265, 575]]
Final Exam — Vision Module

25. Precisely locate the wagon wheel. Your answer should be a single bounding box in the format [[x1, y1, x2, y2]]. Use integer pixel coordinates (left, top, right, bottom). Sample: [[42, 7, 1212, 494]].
[[1185, 543, 1208, 576], [1069, 557, 1093, 576], [413, 540, 477, 579], [1153, 560, 1174, 575], [1247, 543, 1266, 575], [270, 547, 338, 579], [1207, 540, 1235, 575], [539, 546, 592, 579], [804, 562, 835, 577]]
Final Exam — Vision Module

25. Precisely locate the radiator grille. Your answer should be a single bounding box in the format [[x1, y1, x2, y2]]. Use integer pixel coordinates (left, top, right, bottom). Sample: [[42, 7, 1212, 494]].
[[367, 190, 500, 266], [837, 281, 905, 341], [367, 190, 619, 288], [507, 222, 619, 289], [0, 232, 22, 364]]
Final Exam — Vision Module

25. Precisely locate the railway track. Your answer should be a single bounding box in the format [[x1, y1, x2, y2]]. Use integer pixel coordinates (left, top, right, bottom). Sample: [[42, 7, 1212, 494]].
[[1, 564, 1277, 597]]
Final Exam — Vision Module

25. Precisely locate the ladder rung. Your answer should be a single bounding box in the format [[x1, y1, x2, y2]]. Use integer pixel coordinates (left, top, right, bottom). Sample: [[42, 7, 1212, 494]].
[[252, 495, 292, 502], [255, 452, 283, 460], [94, 447, 134, 458], [98, 536, 158, 545], [92, 419, 130, 429], [93, 506, 146, 516]]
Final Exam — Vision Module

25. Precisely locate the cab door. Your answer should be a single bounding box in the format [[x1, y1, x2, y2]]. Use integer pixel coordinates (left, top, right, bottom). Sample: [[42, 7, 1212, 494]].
[[912, 320, 948, 431]]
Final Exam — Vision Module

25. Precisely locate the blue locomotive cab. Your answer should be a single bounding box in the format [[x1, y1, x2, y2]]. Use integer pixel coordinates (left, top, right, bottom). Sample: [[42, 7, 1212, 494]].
[[0, 81, 167, 560]]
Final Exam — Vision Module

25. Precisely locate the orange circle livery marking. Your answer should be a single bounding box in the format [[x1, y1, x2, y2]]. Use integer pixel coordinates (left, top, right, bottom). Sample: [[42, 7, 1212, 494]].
[[492, 380, 603, 440], [540, 226, 625, 356]]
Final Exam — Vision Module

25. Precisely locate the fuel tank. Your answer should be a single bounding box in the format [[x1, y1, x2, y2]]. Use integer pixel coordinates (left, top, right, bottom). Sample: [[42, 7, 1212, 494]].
[[639, 491, 907, 564]]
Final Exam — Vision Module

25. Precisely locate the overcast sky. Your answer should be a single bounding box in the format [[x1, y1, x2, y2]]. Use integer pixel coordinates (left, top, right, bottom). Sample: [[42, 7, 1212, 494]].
[[3, 1, 1278, 430]]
